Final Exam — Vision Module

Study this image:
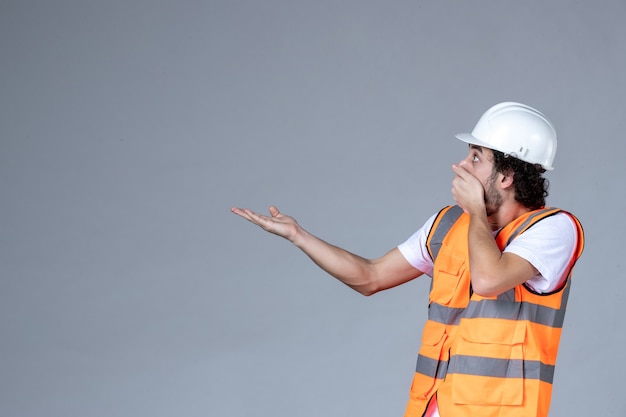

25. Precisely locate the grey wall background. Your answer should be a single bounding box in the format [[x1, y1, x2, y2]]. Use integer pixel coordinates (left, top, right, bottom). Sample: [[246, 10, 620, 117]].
[[1, 1, 623, 416]]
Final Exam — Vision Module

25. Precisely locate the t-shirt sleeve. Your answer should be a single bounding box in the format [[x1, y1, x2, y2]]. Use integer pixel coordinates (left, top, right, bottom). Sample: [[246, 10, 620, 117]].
[[504, 212, 579, 293], [397, 213, 438, 277]]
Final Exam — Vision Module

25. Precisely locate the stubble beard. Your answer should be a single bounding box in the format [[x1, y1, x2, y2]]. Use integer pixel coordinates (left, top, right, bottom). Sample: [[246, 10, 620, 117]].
[[484, 172, 503, 217]]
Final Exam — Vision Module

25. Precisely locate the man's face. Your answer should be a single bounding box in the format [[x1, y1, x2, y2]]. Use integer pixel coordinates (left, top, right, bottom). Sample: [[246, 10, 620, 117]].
[[458, 145, 503, 216]]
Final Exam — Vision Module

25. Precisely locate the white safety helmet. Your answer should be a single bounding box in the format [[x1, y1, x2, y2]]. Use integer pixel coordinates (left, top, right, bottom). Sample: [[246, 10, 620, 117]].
[[455, 102, 557, 170]]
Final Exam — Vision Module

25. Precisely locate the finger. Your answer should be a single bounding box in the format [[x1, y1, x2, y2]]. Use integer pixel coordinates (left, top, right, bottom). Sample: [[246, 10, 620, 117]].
[[231, 207, 266, 225], [231, 207, 248, 218], [452, 163, 469, 179], [231, 207, 255, 222], [243, 208, 268, 223], [269, 205, 280, 218]]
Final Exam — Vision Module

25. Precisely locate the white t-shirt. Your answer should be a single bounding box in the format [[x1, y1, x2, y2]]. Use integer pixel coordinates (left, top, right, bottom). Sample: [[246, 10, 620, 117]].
[[398, 211, 579, 293], [398, 210, 579, 417]]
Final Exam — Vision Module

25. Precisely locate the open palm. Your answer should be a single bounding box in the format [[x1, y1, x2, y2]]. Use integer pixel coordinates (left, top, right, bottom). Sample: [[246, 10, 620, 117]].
[[231, 206, 299, 242]]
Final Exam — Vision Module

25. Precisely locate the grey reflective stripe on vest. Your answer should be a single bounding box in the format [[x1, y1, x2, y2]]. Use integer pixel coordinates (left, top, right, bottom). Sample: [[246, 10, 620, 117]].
[[416, 354, 555, 384], [428, 205, 463, 261], [428, 281, 570, 328], [503, 207, 560, 247], [465, 282, 570, 327], [497, 288, 516, 302], [416, 354, 449, 380], [448, 355, 556, 384], [428, 303, 466, 325]]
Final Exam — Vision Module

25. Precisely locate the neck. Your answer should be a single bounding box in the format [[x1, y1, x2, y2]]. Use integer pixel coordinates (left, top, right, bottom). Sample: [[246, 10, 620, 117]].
[[486, 202, 531, 230]]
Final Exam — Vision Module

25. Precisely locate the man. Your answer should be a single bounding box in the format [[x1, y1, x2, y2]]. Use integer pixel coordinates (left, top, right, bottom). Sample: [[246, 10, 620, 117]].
[[231, 102, 584, 417]]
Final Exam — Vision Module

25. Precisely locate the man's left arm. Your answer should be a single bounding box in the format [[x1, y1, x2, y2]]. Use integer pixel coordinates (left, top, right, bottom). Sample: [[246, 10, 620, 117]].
[[451, 163, 538, 296], [465, 213, 538, 296]]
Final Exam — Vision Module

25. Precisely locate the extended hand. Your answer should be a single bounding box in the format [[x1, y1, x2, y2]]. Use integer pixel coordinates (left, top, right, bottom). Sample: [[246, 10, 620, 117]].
[[231, 206, 300, 242], [451, 164, 486, 214]]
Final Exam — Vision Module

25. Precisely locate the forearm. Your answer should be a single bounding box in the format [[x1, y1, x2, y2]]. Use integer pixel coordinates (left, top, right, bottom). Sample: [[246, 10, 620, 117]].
[[291, 227, 377, 295], [467, 213, 505, 295]]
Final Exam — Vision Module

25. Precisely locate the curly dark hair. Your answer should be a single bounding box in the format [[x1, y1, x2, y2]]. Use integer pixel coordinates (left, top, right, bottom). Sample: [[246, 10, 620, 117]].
[[491, 150, 549, 210]]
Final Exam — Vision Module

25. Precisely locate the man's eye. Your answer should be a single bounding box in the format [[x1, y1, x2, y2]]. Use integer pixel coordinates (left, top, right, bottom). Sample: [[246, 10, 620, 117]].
[[473, 155, 479, 162]]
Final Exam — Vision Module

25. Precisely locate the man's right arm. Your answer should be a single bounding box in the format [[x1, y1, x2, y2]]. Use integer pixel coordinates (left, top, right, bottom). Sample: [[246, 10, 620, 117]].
[[231, 206, 423, 296]]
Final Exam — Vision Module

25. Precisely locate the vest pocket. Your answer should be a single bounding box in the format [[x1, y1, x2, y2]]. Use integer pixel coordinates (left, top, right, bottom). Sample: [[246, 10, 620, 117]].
[[431, 251, 467, 305], [451, 319, 526, 405], [410, 321, 449, 400]]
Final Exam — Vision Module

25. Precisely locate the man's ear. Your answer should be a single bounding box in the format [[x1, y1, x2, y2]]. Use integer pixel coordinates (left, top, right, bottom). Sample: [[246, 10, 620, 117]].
[[500, 170, 514, 189]]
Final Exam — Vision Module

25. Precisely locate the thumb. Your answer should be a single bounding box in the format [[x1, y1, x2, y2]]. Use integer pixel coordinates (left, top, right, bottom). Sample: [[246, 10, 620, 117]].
[[269, 206, 281, 218]]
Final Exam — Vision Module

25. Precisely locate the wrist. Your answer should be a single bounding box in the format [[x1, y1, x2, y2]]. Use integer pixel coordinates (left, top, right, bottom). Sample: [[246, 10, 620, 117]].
[[289, 225, 307, 247], [464, 201, 486, 217]]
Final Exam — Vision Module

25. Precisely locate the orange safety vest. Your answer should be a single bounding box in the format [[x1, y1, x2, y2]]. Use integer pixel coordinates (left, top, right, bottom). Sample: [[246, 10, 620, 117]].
[[404, 206, 584, 417]]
